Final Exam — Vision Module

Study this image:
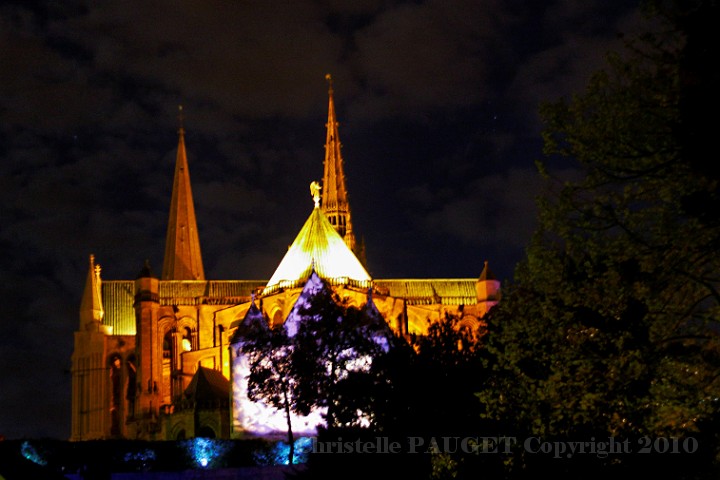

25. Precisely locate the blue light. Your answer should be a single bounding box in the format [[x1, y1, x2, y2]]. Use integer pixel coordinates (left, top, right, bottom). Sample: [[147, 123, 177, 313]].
[[20, 441, 47, 466], [182, 437, 231, 469], [123, 448, 156, 470], [253, 437, 314, 465], [294, 436, 314, 462]]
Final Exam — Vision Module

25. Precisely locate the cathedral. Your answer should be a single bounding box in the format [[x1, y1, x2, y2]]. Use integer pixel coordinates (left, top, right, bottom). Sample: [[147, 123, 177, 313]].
[[70, 76, 501, 441]]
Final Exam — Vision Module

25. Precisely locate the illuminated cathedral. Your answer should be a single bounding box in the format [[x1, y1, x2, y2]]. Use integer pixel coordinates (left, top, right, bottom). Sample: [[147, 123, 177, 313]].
[[70, 76, 501, 441]]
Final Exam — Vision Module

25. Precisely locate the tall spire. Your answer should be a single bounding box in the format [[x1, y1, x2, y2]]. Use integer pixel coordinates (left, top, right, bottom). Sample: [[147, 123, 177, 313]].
[[79, 253, 104, 329], [162, 106, 205, 280], [321, 74, 357, 254]]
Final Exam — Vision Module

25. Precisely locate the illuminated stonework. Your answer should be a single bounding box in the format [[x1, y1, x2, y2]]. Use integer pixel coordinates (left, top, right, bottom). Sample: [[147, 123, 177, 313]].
[[70, 78, 501, 441]]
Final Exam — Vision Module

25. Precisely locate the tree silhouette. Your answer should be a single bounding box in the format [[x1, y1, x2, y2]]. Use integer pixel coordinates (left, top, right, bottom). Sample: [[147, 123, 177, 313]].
[[290, 286, 393, 429], [298, 312, 491, 480], [239, 318, 305, 465], [241, 276, 398, 463], [478, 1, 720, 475]]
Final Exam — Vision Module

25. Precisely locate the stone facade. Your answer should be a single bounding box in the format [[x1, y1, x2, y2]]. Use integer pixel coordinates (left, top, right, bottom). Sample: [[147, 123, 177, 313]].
[[70, 79, 500, 441]]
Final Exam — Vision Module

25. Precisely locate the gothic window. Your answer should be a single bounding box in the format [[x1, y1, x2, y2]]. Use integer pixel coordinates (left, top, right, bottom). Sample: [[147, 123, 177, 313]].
[[182, 327, 193, 352], [162, 330, 174, 405], [126, 355, 137, 419], [109, 355, 122, 436], [271, 310, 284, 329], [163, 331, 173, 359]]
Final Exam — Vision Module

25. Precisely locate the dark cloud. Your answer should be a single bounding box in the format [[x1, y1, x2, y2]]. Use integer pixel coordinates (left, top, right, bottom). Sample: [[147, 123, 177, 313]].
[[0, 0, 645, 439]]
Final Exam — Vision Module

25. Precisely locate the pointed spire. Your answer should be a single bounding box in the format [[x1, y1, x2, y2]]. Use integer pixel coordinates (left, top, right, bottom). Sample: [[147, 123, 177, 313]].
[[321, 74, 357, 253], [477, 260, 501, 314], [478, 260, 496, 281], [162, 106, 205, 280], [80, 254, 104, 329]]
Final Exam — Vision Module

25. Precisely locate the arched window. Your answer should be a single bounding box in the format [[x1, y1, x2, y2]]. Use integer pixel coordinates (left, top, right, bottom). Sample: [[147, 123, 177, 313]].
[[109, 355, 122, 436], [271, 310, 284, 329], [126, 355, 137, 419], [182, 327, 193, 352], [163, 331, 173, 359]]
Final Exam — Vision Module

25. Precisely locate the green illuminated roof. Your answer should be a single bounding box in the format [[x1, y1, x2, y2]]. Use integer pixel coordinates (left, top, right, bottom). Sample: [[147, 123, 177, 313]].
[[262, 205, 371, 295]]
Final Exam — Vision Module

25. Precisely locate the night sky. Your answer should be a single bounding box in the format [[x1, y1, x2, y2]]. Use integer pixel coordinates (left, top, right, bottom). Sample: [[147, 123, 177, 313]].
[[0, 1, 645, 440]]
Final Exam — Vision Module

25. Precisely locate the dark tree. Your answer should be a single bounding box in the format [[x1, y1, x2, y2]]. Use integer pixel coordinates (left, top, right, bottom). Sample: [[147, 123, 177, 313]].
[[406, 315, 498, 479], [478, 1, 720, 476], [299, 313, 493, 480], [240, 319, 305, 465], [290, 286, 393, 429]]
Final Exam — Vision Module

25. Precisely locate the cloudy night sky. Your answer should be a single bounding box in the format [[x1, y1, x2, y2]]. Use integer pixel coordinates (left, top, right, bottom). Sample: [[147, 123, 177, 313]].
[[0, 0, 649, 440]]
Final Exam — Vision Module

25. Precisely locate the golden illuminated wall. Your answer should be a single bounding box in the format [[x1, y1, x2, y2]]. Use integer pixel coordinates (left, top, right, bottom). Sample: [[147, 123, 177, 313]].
[[73, 271, 497, 441], [70, 330, 136, 441]]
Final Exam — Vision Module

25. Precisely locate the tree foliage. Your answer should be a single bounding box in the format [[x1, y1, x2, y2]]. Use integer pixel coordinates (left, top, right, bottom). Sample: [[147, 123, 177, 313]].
[[478, 1, 720, 475], [299, 312, 494, 480], [239, 318, 304, 465], [290, 287, 397, 429], [244, 279, 494, 478], [241, 283, 398, 438]]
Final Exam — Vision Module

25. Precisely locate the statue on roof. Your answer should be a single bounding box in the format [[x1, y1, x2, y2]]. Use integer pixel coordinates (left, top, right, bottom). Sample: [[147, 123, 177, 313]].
[[310, 181, 321, 207]]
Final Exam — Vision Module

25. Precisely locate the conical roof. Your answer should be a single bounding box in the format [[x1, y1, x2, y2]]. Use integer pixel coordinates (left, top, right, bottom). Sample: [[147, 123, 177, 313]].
[[479, 260, 497, 281], [229, 298, 268, 344], [184, 366, 230, 403], [283, 269, 333, 337], [262, 193, 371, 296]]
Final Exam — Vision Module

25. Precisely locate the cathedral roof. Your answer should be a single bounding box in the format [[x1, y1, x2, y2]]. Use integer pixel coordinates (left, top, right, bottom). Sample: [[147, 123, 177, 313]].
[[373, 279, 478, 305], [262, 191, 372, 296]]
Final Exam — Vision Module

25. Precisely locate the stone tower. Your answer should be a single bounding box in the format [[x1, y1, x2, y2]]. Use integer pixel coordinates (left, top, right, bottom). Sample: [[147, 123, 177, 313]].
[[70, 254, 111, 440], [128, 261, 162, 438]]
